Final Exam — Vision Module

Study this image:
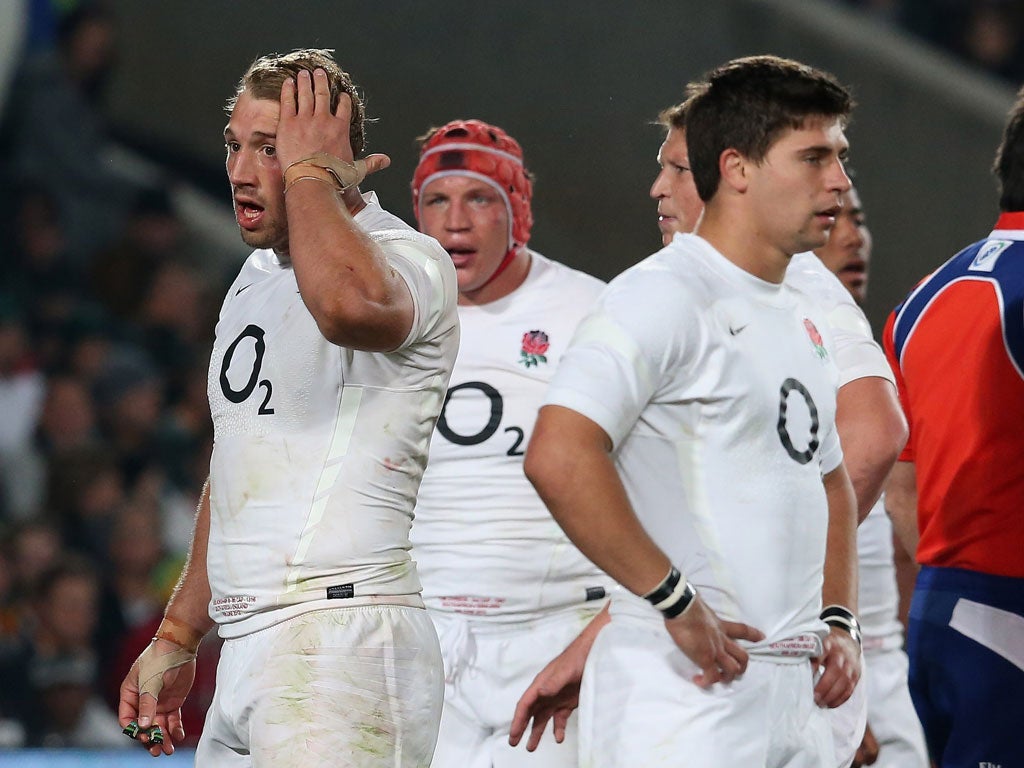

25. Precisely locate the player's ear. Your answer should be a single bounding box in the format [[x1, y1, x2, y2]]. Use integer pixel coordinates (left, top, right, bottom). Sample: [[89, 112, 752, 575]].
[[719, 149, 749, 193]]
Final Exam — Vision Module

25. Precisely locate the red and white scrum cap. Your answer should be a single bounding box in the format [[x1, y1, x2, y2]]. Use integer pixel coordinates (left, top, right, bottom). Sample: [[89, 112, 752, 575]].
[[412, 119, 534, 251]]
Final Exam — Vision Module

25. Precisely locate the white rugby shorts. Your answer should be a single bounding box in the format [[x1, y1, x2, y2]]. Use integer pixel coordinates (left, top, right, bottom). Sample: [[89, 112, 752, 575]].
[[429, 606, 601, 768], [579, 614, 836, 768], [196, 605, 443, 767], [860, 646, 928, 768], [827, 648, 868, 768]]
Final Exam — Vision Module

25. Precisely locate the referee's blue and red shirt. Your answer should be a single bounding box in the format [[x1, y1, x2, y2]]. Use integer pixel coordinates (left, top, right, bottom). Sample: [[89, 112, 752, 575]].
[[883, 211, 1024, 579]]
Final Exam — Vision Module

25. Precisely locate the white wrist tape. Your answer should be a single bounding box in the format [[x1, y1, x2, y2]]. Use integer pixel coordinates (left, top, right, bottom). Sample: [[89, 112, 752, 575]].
[[284, 152, 367, 192]]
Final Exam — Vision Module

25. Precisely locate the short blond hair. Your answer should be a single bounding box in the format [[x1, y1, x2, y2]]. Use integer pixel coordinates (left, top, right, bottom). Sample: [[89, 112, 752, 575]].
[[226, 48, 366, 156]]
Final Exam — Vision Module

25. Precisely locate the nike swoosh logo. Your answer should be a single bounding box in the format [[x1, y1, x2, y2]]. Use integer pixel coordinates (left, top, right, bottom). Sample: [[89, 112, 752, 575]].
[[235, 283, 254, 296], [729, 324, 748, 336]]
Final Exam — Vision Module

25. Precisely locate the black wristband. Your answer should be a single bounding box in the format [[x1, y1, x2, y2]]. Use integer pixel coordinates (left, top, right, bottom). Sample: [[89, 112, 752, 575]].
[[659, 580, 697, 619], [642, 566, 681, 604], [643, 566, 697, 619], [820, 604, 862, 647]]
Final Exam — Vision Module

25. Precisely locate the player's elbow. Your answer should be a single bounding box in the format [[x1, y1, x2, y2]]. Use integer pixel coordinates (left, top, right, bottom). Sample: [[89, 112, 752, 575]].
[[876, 405, 909, 470], [838, 378, 908, 480], [523, 413, 575, 506], [307, 290, 412, 352], [525, 405, 610, 516], [523, 430, 560, 502]]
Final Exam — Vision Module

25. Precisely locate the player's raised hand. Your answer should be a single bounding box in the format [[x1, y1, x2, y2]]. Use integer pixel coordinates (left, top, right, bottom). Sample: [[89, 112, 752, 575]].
[[277, 68, 389, 179]]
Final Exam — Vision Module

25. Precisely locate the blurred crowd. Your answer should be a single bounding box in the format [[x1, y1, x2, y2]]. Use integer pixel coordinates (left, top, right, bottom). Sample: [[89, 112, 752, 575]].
[[0, 0, 1020, 754], [0, 0, 226, 750], [846, 0, 1024, 82]]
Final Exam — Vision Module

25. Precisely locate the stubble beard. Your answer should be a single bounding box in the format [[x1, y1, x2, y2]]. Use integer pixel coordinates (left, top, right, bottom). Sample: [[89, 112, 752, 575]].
[[239, 222, 287, 253]]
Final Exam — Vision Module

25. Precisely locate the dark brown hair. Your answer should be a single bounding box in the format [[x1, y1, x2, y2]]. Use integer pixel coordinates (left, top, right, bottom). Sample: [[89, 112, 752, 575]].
[[994, 85, 1024, 212], [685, 55, 854, 202]]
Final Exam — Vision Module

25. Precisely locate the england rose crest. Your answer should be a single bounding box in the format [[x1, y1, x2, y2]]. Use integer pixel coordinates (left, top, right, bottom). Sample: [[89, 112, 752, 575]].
[[803, 318, 828, 360], [519, 330, 549, 368]]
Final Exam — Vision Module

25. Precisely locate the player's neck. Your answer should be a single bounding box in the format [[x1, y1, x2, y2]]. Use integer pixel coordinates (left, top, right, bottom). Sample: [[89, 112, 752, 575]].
[[696, 207, 789, 284]]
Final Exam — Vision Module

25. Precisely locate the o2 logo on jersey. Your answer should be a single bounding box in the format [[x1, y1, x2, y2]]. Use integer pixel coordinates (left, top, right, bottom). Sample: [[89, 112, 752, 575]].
[[219, 324, 275, 415], [436, 381, 525, 456], [777, 378, 819, 465]]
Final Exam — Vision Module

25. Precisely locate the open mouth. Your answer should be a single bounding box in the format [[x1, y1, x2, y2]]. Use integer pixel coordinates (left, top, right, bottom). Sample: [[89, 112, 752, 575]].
[[234, 197, 264, 229], [238, 206, 263, 229], [446, 247, 476, 266], [816, 206, 840, 224], [839, 263, 866, 280]]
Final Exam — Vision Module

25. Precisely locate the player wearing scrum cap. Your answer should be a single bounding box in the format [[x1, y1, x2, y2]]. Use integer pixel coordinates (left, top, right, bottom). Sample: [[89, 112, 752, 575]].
[[410, 119, 614, 767]]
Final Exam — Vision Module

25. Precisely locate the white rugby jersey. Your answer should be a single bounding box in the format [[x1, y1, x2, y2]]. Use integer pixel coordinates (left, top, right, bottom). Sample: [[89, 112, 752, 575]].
[[412, 251, 614, 620], [788, 251, 901, 646], [545, 234, 843, 649], [787, 251, 894, 387], [206, 193, 459, 638]]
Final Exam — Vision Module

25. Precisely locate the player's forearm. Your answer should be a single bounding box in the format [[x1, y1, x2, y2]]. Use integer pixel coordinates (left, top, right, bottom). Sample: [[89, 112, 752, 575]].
[[821, 464, 858, 612], [164, 480, 216, 636], [835, 377, 907, 523], [573, 603, 611, 653], [892, 530, 918, 631], [525, 406, 672, 596], [547, 604, 611, 682], [285, 184, 413, 351], [884, 460, 919, 560]]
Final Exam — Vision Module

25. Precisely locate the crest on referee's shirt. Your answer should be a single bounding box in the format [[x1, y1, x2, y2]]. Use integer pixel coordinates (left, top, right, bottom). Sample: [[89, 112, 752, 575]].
[[803, 318, 828, 360], [519, 330, 549, 367], [969, 239, 1010, 273]]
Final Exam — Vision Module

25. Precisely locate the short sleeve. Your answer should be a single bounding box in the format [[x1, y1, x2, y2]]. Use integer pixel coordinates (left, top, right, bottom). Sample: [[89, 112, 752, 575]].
[[828, 302, 895, 387], [374, 231, 454, 349], [787, 252, 893, 387], [544, 265, 697, 448], [817, 417, 844, 475]]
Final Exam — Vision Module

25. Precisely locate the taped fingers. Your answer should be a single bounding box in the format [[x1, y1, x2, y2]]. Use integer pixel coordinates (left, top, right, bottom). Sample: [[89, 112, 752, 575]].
[[122, 720, 165, 746]]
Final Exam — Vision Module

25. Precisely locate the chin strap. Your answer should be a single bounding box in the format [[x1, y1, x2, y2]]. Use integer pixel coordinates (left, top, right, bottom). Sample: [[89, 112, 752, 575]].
[[480, 247, 521, 290]]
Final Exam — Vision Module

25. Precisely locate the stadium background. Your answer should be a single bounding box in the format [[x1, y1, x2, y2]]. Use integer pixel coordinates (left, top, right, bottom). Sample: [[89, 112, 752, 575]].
[[103, 0, 1016, 332], [0, 0, 1018, 764]]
